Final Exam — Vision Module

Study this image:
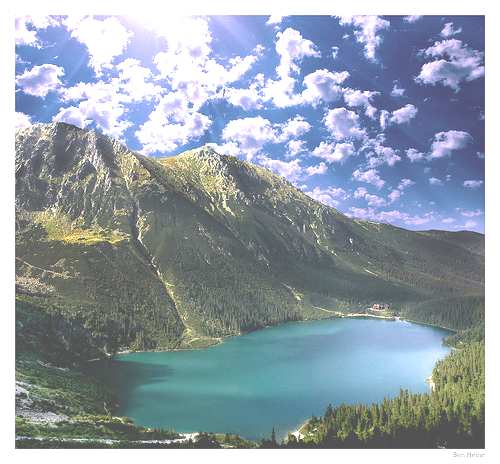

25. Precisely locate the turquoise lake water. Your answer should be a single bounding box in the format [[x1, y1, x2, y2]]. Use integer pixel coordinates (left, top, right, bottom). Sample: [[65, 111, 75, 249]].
[[88, 318, 451, 440]]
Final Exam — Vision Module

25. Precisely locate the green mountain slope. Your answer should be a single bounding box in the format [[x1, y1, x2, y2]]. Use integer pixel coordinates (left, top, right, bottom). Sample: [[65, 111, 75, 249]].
[[15, 122, 484, 355]]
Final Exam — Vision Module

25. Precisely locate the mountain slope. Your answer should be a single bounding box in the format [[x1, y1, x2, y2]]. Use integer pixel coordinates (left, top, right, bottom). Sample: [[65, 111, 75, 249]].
[[15, 123, 485, 355]]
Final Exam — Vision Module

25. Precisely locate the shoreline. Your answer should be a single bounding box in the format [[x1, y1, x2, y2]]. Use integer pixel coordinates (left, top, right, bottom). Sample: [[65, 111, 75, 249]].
[[88, 311, 457, 362]]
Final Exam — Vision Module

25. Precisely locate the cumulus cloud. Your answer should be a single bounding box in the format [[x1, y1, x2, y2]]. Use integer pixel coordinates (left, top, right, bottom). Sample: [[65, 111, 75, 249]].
[[352, 168, 385, 189], [429, 177, 444, 186], [390, 83, 405, 97], [343, 88, 379, 119], [442, 217, 456, 224], [441, 22, 462, 38], [429, 130, 472, 159], [406, 148, 426, 162], [338, 15, 390, 62], [305, 186, 349, 207], [364, 194, 386, 207], [301, 69, 349, 106], [380, 104, 418, 129], [257, 156, 304, 182], [305, 162, 328, 176], [15, 112, 32, 129], [323, 107, 366, 141], [15, 16, 60, 47], [266, 15, 286, 26], [277, 115, 311, 141], [389, 104, 418, 124], [286, 140, 307, 157], [52, 106, 89, 129], [311, 141, 355, 163], [388, 189, 401, 203], [347, 207, 435, 227], [416, 39, 484, 91], [354, 187, 368, 199], [16, 64, 64, 97], [458, 208, 483, 217], [135, 92, 211, 153], [387, 178, 415, 204], [263, 28, 320, 108], [64, 16, 132, 75], [403, 16, 423, 23], [57, 70, 159, 139], [225, 82, 263, 111], [221, 116, 277, 160], [362, 136, 401, 167], [331, 46, 340, 59], [463, 180, 484, 189]]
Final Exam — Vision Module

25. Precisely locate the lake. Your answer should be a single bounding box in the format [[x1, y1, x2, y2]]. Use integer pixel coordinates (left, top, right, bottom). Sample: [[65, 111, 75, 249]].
[[88, 317, 452, 440]]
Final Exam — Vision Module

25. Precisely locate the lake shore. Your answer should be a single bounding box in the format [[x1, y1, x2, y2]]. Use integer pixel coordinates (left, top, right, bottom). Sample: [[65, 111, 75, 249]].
[[88, 310, 456, 362]]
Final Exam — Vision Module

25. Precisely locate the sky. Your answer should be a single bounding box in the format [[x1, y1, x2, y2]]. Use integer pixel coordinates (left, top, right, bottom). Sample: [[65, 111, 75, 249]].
[[14, 15, 485, 233]]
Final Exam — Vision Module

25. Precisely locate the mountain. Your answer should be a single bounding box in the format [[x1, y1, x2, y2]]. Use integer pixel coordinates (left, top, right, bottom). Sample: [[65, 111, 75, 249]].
[[15, 122, 485, 358]]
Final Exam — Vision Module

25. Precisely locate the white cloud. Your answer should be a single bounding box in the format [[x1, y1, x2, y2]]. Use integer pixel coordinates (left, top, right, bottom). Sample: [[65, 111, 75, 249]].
[[463, 180, 484, 189], [416, 39, 484, 91], [303, 71, 346, 104], [305, 162, 328, 176], [16, 64, 64, 97], [354, 187, 368, 199], [286, 140, 307, 157], [275, 27, 320, 78], [429, 130, 472, 159], [442, 217, 456, 224], [390, 83, 405, 97], [389, 104, 418, 124], [257, 156, 303, 182], [387, 178, 414, 204], [331, 46, 340, 59], [352, 168, 385, 189], [263, 28, 320, 108], [441, 22, 462, 38], [388, 189, 401, 203], [362, 136, 401, 167], [343, 88, 379, 118], [64, 16, 132, 75], [338, 15, 390, 62], [403, 16, 423, 23], [15, 16, 60, 47], [59, 75, 150, 139], [15, 112, 32, 129], [347, 207, 434, 227], [301, 69, 349, 106], [116, 58, 161, 102], [221, 116, 277, 160], [398, 178, 415, 190], [52, 106, 89, 129], [311, 141, 355, 164], [323, 107, 366, 141], [266, 15, 286, 26], [477, 151, 485, 159], [379, 110, 390, 130], [365, 193, 386, 207], [136, 96, 211, 154], [305, 186, 349, 207], [406, 148, 426, 162], [458, 208, 483, 217], [464, 220, 478, 228], [429, 177, 444, 186], [277, 115, 311, 141], [225, 83, 263, 111]]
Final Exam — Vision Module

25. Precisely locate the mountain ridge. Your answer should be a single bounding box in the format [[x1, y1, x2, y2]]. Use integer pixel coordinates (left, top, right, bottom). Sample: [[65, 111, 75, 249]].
[[15, 122, 484, 357]]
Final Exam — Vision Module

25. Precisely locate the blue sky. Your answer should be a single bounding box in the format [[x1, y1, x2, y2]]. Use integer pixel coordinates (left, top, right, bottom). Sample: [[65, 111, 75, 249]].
[[15, 15, 485, 232]]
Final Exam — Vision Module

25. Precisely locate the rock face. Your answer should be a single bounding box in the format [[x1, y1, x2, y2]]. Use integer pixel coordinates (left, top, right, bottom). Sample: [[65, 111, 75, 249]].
[[15, 123, 485, 355]]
